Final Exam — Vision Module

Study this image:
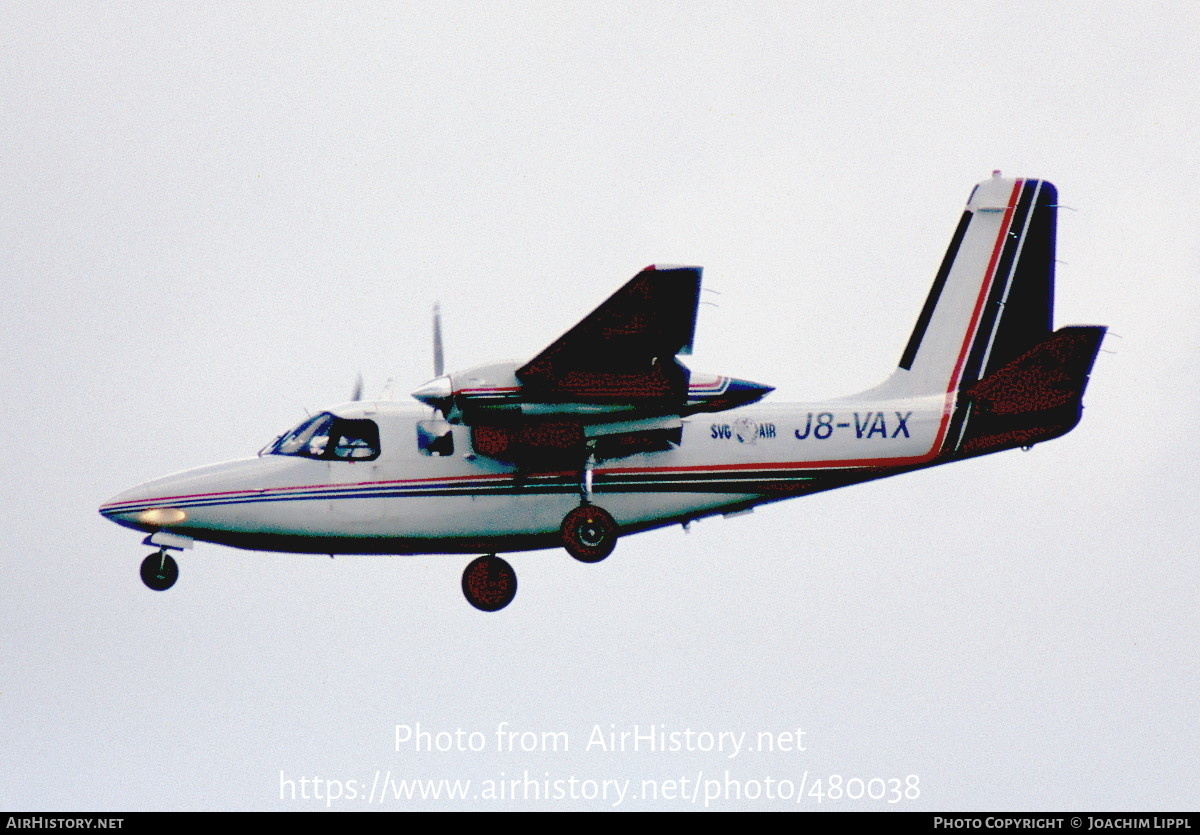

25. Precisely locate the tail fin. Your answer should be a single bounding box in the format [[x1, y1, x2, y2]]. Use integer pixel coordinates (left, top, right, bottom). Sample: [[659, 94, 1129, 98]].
[[866, 174, 1104, 454], [894, 174, 1059, 395]]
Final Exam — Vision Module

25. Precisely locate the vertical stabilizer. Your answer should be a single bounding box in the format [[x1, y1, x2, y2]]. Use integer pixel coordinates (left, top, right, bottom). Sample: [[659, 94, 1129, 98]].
[[864, 174, 1103, 458], [887, 174, 1058, 398]]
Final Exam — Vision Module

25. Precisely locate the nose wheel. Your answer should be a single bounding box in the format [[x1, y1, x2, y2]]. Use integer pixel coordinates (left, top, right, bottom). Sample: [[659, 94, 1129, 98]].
[[461, 555, 517, 612], [560, 504, 617, 563], [140, 550, 179, 591]]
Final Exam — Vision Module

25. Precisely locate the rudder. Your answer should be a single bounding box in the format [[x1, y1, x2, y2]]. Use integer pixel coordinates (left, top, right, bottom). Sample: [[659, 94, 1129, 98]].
[[861, 174, 1104, 457], [891, 174, 1060, 397]]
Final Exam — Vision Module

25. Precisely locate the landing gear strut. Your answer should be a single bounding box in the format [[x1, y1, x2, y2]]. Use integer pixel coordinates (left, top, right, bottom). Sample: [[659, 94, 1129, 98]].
[[560, 448, 618, 562], [461, 555, 517, 612], [140, 550, 179, 591]]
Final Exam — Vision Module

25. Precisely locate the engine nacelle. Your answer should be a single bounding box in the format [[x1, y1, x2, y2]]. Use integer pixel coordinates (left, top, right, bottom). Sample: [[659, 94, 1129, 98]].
[[412, 362, 772, 424]]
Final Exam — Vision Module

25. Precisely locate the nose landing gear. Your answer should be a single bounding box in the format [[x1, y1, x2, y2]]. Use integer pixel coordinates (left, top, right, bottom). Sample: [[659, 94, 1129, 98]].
[[140, 550, 179, 591], [136, 531, 191, 591]]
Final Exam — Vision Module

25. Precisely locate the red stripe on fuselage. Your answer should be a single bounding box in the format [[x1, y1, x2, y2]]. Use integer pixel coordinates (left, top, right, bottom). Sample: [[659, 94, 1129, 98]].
[[107, 186, 1029, 508], [98, 470, 522, 511], [611, 183, 1026, 477]]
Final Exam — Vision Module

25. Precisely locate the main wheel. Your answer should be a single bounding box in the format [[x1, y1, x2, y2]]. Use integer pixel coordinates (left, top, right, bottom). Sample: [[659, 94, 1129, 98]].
[[140, 551, 179, 591], [461, 555, 518, 612], [560, 504, 617, 563]]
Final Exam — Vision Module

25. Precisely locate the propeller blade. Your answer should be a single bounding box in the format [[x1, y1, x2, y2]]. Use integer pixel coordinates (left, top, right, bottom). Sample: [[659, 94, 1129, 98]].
[[351, 372, 364, 401], [432, 302, 444, 378]]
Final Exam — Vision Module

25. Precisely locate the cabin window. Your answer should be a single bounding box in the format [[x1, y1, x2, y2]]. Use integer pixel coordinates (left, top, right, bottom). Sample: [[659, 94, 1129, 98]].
[[268, 413, 380, 461]]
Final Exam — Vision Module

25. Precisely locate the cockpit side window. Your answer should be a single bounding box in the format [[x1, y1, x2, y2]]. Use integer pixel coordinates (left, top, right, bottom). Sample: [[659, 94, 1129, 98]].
[[330, 418, 381, 460], [268, 413, 380, 461]]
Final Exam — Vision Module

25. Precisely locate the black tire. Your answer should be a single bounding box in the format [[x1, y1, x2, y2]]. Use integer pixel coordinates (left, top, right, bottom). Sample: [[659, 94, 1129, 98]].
[[560, 505, 618, 563], [461, 555, 518, 612], [140, 552, 179, 591]]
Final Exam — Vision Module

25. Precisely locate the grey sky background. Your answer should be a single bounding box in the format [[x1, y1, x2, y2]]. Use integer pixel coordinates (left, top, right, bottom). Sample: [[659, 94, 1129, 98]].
[[2, 2, 1196, 810]]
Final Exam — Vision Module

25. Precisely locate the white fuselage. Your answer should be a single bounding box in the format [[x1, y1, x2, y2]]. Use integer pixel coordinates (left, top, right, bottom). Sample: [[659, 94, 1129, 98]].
[[100, 391, 950, 556], [99, 176, 1078, 559]]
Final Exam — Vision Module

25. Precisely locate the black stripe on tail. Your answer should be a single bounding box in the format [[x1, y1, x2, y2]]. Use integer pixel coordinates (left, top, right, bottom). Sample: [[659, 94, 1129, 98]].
[[945, 179, 1064, 450], [963, 179, 1057, 389]]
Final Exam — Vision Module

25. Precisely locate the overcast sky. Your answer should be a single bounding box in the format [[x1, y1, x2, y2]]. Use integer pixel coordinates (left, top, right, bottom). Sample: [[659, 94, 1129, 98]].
[[2, 2, 1197, 810]]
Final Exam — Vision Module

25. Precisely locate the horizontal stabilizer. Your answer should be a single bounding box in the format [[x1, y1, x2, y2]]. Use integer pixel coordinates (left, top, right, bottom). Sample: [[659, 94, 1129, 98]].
[[953, 325, 1106, 457]]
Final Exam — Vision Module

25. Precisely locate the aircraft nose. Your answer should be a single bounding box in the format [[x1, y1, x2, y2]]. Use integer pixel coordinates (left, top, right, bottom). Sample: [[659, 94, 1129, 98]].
[[100, 483, 145, 517], [99, 481, 183, 530], [99, 457, 266, 532]]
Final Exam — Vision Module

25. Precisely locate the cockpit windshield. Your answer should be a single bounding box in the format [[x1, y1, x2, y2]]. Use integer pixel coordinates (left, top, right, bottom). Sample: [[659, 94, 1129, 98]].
[[266, 413, 380, 461]]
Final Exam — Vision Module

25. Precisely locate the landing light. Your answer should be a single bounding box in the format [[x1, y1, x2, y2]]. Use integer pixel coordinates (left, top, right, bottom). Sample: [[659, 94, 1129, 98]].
[[137, 508, 188, 525]]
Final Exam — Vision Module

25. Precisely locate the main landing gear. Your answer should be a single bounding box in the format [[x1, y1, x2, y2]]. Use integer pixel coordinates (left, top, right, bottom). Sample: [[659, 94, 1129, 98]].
[[140, 550, 179, 591], [461, 555, 518, 612], [460, 451, 619, 611], [560, 449, 619, 563], [560, 505, 617, 563]]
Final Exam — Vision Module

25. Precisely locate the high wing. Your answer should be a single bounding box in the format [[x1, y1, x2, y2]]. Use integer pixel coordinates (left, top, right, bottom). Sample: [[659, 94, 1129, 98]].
[[516, 264, 702, 406], [411, 264, 772, 468]]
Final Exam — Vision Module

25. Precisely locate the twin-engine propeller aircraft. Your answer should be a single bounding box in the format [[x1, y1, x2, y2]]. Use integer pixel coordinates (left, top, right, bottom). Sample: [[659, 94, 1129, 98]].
[[100, 174, 1105, 611]]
